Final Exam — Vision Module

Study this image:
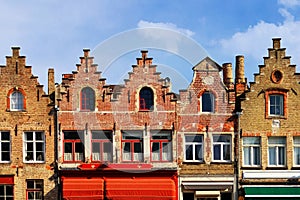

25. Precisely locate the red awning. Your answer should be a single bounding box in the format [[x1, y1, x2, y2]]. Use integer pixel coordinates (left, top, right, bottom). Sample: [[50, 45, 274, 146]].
[[62, 177, 104, 200], [105, 178, 177, 200], [0, 176, 14, 184]]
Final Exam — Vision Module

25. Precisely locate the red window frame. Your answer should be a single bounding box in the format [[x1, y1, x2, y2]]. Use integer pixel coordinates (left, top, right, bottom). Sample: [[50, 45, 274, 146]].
[[63, 131, 84, 163], [121, 131, 143, 162], [265, 89, 287, 119], [150, 131, 172, 162], [7, 87, 27, 111], [91, 131, 113, 162], [26, 179, 43, 200]]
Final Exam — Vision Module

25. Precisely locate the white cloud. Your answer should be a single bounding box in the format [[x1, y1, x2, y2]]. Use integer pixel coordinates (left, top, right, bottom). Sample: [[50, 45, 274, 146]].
[[278, 0, 300, 7], [137, 20, 195, 37]]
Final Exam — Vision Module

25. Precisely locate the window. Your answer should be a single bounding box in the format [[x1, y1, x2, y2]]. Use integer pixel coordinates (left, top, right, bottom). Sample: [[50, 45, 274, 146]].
[[26, 180, 43, 200], [201, 91, 214, 113], [293, 137, 300, 166], [139, 87, 154, 111], [0, 185, 13, 200], [23, 132, 45, 163], [91, 131, 113, 162], [243, 137, 261, 166], [122, 131, 143, 162], [80, 87, 95, 111], [269, 94, 283, 116], [0, 132, 10, 162], [151, 131, 172, 162], [184, 135, 203, 162], [10, 91, 24, 111], [268, 137, 286, 166], [212, 135, 231, 162], [63, 131, 84, 162]]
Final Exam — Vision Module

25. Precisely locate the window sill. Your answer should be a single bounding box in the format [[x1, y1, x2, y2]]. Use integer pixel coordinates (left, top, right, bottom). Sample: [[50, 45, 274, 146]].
[[6, 109, 26, 112], [24, 161, 45, 164], [211, 161, 233, 164], [266, 166, 287, 170], [241, 166, 262, 170], [182, 161, 204, 165], [266, 115, 287, 119], [0, 161, 11, 164]]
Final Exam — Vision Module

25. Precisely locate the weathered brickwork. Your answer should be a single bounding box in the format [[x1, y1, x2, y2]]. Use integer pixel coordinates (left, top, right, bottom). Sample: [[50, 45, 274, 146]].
[[0, 48, 57, 199]]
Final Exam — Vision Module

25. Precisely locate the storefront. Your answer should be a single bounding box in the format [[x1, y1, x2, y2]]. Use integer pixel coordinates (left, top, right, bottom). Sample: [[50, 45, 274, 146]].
[[60, 164, 178, 200], [243, 186, 300, 200]]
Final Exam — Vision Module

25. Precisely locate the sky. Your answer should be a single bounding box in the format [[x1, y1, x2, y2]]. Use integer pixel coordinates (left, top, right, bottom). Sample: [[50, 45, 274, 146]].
[[1, 0, 300, 93]]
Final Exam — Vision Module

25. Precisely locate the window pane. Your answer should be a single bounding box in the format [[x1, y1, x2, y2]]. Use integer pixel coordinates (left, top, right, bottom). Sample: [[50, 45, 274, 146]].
[[64, 143, 72, 153], [185, 145, 193, 160], [243, 137, 260, 145], [134, 142, 142, 153], [1, 132, 10, 141], [278, 146, 285, 165], [27, 180, 34, 189], [294, 137, 300, 144], [202, 92, 214, 112], [213, 145, 221, 160], [103, 142, 112, 153], [213, 135, 230, 142], [223, 144, 231, 160], [253, 147, 261, 165], [139, 87, 154, 110], [2, 152, 10, 161], [64, 131, 83, 140], [26, 132, 33, 141], [294, 147, 300, 165], [35, 132, 43, 140], [185, 135, 202, 142], [195, 144, 202, 160], [243, 147, 250, 165], [6, 185, 13, 195], [75, 143, 84, 153], [2, 142, 9, 151], [36, 143, 44, 151], [269, 147, 276, 165], [269, 137, 285, 144], [92, 131, 112, 140]]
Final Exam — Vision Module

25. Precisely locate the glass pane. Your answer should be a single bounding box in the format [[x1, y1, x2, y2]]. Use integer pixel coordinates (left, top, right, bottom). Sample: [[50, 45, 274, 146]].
[[223, 144, 231, 160], [243, 147, 250, 165], [1, 132, 10, 141], [253, 147, 261, 165], [294, 147, 300, 165], [185, 145, 193, 160], [92, 131, 112, 140], [64, 131, 83, 140], [122, 142, 131, 160], [36, 181, 43, 189], [202, 92, 213, 112], [103, 142, 112, 153], [6, 185, 13, 195], [27, 180, 34, 189], [269, 147, 276, 165], [35, 132, 43, 140], [134, 142, 142, 153], [26, 142, 33, 151], [185, 135, 202, 142], [269, 137, 285, 144], [36, 143, 44, 151], [278, 146, 285, 165], [92, 143, 100, 153], [28, 191, 34, 199], [213, 145, 221, 160], [213, 135, 230, 142], [122, 132, 143, 139], [294, 137, 300, 144], [2, 142, 9, 151], [26, 152, 33, 161], [195, 144, 202, 161], [36, 152, 44, 161], [26, 132, 33, 141], [75, 142, 84, 153], [243, 137, 260, 145], [64, 143, 72, 153], [2, 152, 10, 161], [0, 185, 4, 195]]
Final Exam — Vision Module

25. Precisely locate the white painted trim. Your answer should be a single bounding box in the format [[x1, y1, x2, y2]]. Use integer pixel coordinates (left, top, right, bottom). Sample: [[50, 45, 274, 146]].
[[243, 170, 300, 179]]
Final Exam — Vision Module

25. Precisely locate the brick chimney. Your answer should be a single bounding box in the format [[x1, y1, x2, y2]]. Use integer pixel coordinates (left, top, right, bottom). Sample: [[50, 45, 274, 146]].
[[48, 68, 55, 96], [137, 50, 153, 66], [235, 55, 245, 84], [222, 63, 233, 86], [12, 47, 20, 58], [273, 38, 281, 50]]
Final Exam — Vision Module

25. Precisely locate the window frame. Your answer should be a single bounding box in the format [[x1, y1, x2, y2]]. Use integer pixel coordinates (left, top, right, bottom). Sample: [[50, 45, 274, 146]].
[[91, 130, 113, 162], [268, 136, 286, 167], [265, 90, 287, 118], [212, 134, 231, 162], [7, 88, 26, 111], [200, 91, 215, 113], [150, 130, 172, 162], [23, 131, 45, 163], [63, 131, 84, 163], [242, 137, 261, 167], [184, 134, 204, 163], [26, 179, 43, 200], [139, 87, 154, 111], [0, 131, 10, 163], [293, 137, 300, 166], [80, 87, 95, 111], [121, 130, 143, 162]]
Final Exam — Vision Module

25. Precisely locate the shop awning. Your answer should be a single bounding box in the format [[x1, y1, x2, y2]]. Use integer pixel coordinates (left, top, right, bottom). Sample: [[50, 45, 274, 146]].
[[105, 178, 177, 200], [244, 187, 300, 198], [62, 177, 104, 200]]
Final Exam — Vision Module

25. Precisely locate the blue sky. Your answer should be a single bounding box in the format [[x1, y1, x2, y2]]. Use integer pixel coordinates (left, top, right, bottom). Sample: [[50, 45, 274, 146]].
[[1, 0, 300, 92]]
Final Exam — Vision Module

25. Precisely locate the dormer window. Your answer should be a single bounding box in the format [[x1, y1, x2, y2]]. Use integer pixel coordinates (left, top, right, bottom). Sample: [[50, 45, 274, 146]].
[[7, 88, 26, 111], [139, 87, 154, 111], [80, 87, 95, 111], [201, 91, 214, 113]]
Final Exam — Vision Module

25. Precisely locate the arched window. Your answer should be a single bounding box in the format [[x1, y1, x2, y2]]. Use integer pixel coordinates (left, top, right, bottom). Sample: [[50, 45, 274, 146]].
[[139, 87, 154, 111], [80, 87, 95, 111], [201, 91, 214, 113], [10, 91, 24, 111]]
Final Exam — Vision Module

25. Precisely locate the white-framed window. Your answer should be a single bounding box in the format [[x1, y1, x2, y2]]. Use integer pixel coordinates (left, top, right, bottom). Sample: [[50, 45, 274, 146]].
[[91, 131, 113, 162], [201, 91, 214, 113], [293, 137, 300, 166], [122, 131, 143, 162], [26, 179, 43, 200], [23, 132, 45, 163], [243, 137, 261, 166], [184, 135, 203, 162], [269, 94, 283, 116], [268, 136, 286, 166], [10, 91, 24, 111], [151, 130, 172, 162], [0, 131, 10, 162], [212, 135, 231, 162]]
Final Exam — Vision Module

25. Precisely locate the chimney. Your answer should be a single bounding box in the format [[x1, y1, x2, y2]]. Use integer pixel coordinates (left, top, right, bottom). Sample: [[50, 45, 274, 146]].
[[222, 63, 233, 86], [12, 47, 20, 58], [83, 49, 90, 57], [48, 68, 55, 96], [235, 55, 245, 83], [273, 38, 281, 50]]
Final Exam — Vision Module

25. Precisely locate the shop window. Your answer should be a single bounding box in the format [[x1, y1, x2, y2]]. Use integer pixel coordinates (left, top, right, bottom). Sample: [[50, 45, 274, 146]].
[[122, 131, 143, 162], [212, 135, 231, 162], [139, 87, 154, 111], [7, 88, 26, 111], [243, 137, 261, 167], [63, 131, 84, 162], [184, 135, 203, 162], [0, 131, 10, 162], [201, 91, 214, 113], [26, 180, 43, 200], [0, 184, 13, 199], [23, 132, 45, 163], [91, 131, 113, 162], [294, 137, 300, 166], [80, 87, 95, 111], [151, 130, 172, 162], [268, 137, 286, 167]]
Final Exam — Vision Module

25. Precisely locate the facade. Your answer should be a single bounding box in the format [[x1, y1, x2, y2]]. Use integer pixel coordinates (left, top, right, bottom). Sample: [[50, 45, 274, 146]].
[[237, 38, 300, 199], [56, 50, 178, 200], [0, 47, 57, 199], [178, 57, 236, 200]]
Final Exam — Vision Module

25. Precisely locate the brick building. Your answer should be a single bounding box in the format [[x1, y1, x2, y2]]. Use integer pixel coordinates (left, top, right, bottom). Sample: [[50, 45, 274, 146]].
[[237, 38, 300, 199], [177, 57, 236, 200], [0, 48, 57, 199], [56, 50, 178, 199]]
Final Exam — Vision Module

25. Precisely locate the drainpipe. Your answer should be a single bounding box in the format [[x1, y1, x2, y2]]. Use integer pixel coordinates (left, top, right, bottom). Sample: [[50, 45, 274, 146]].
[[234, 111, 242, 200]]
